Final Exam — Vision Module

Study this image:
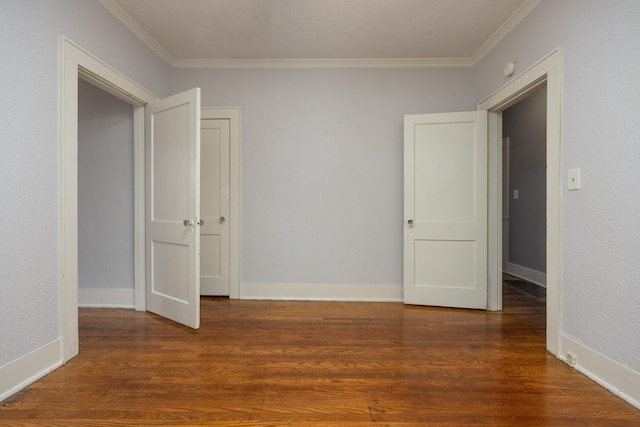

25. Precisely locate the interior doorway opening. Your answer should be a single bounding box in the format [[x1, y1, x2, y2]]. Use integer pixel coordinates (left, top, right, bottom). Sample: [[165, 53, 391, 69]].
[[62, 39, 243, 360], [480, 47, 561, 355], [77, 78, 136, 310], [501, 85, 547, 306]]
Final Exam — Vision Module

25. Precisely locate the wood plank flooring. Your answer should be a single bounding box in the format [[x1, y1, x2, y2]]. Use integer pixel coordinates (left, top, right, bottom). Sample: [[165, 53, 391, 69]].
[[2, 285, 639, 426]]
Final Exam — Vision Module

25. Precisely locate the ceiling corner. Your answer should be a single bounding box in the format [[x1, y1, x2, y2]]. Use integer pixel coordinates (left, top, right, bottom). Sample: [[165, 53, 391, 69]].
[[471, 0, 543, 65], [98, 0, 176, 67]]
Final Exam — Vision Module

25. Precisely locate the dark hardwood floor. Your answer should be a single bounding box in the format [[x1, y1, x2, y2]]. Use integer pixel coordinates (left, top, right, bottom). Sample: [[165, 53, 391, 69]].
[[2, 284, 639, 426]]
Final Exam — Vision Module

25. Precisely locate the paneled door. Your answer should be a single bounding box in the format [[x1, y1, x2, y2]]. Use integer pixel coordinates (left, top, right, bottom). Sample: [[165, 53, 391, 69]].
[[200, 119, 230, 295], [404, 111, 488, 309], [145, 88, 201, 328]]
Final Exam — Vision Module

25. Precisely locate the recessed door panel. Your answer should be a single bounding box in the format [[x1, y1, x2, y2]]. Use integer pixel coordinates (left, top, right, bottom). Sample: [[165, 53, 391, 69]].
[[151, 104, 190, 222], [414, 122, 476, 222], [414, 240, 476, 289], [151, 241, 190, 303]]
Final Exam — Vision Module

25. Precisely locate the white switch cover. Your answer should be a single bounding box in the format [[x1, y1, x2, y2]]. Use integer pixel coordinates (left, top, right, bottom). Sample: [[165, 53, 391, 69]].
[[513, 189, 519, 199], [568, 168, 581, 190]]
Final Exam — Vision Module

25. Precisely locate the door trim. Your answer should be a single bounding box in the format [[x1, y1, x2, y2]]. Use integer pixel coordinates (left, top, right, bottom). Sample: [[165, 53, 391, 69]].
[[201, 108, 242, 299], [61, 37, 156, 361], [479, 47, 562, 355]]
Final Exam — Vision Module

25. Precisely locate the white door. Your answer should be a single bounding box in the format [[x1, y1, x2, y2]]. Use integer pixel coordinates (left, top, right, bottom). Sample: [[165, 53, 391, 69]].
[[404, 111, 488, 309], [145, 88, 201, 328], [200, 119, 230, 295]]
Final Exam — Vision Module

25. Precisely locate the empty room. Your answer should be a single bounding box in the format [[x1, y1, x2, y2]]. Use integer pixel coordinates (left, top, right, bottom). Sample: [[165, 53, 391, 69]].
[[1, 0, 640, 425]]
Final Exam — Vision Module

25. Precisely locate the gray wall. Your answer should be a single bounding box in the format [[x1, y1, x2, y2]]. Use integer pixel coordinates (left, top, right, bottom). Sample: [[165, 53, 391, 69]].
[[474, 0, 640, 374], [503, 87, 546, 274], [0, 0, 171, 368], [78, 79, 134, 297], [0, 0, 60, 367], [172, 68, 474, 286]]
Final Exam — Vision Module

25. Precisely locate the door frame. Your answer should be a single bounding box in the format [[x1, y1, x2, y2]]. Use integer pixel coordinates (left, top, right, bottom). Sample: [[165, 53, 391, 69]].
[[480, 47, 562, 355], [61, 39, 243, 361], [61, 37, 156, 361], [201, 108, 242, 299]]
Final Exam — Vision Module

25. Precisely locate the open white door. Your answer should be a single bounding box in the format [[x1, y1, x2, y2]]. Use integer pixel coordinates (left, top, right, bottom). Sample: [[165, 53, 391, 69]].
[[404, 111, 488, 309], [146, 88, 201, 328]]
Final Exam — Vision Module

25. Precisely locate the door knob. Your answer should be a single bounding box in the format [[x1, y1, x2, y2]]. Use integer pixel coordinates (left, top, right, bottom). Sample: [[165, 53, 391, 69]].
[[197, 219, 205, 226], [183, 219, 194, 227], [407, 219, 414, 225], [220, 216, 226, 222]]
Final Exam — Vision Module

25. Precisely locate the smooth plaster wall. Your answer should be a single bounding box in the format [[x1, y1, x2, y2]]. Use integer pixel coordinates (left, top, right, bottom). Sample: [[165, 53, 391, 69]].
[[503, 87, 546, 274], [474, 0, 640, 372], [172, 68, 474, 286], [78, 79, 134, 294], [0, 0, 171, 367]]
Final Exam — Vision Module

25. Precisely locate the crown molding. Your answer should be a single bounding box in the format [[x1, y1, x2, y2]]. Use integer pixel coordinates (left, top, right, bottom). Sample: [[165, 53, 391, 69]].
[[98, 0, 174, 65], [100, 0, 540, 70], [471, 0, 543, 65], [171, 57, 473, 69]]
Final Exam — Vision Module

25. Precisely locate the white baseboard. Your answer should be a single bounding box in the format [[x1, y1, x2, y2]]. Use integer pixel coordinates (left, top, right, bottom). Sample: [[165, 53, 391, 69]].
[[560, 334, 640, 410], [0, 338, 63, 402], [78, 288, 135, 308], [505, 262, 546, 287], [241, 282, 403, 302]]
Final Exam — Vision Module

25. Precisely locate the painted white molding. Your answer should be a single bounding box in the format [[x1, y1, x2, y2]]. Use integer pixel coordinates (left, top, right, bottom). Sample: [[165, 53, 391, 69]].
[[172, 57, 473, 69], [61, 44, 80, 364], [241, 283, 403, 302], [98, 0, 540, 69], [201, 108, 242, 299], [471, 0, 543, 65], [505, 263, 546, 288], [78, 289, 135, 308], [479, 47, 562, 355], [97, 0, 174, 65], [560, 335, 640, 410], [0, 339, 63, 403], [61, 37, 157, 362], [133, 106, 146, 311], [66, 41, 157, 105]]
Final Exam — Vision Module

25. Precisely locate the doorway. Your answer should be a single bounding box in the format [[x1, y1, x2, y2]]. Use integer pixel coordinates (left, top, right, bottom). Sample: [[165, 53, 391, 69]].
[[501, 86, 547, 303], [61, 38, 154, 361], [62, 39, 242, 360], [77, 78, 136, 309], [480, 48, 561, 355], [200, 108, 242, 298]]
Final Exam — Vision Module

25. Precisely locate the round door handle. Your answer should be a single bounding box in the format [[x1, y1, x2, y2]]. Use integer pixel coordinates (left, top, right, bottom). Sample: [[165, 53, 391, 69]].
[[183, 219, 194, 227], [407, 219, 414, 225], [220, 216, 226, 222], [197, 219, 205, 226]]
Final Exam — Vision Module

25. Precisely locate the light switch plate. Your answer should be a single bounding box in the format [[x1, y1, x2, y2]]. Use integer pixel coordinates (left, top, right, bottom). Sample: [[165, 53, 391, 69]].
[[513, 189, 519, 199], [568, 168, 581, 190]]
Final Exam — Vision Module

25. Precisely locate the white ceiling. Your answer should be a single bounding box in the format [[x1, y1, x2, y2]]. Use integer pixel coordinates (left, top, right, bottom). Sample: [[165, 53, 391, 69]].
[[101, 0, 540, 67]]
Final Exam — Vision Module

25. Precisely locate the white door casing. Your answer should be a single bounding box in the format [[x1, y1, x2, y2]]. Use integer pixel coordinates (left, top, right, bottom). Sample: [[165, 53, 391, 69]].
[[200, 119, 230, 295], [62, 38, 156, 361], [480, 48, 561, 354], [145, 87, 201, 328], [404, 111, 488, 309]]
